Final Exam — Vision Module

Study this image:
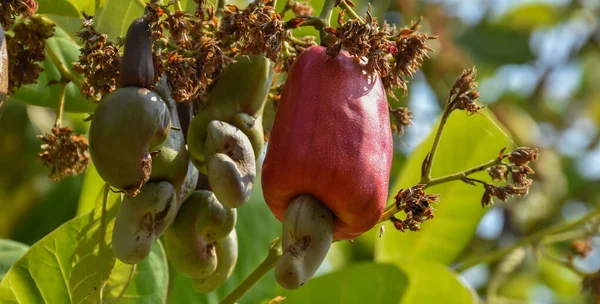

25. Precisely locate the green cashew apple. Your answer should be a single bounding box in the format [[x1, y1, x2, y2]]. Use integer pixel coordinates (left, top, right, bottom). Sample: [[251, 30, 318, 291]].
[[274, 195, 334, 289], [204, 120, 255, 208], [89, 87, 171, 196], [112, 181, 177, 264], [150, 76, 189, 189], [187, 55, 274, 173], [192, 229, 238, 293], [120, 17, 154, 89]]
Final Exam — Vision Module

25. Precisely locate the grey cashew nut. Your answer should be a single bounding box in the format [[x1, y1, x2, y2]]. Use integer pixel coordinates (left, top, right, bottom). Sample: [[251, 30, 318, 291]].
[[112, 181, 177, 264], [192, 229, 238, 293], [275, 195, 335, 289], [204, 120, 256, 208]]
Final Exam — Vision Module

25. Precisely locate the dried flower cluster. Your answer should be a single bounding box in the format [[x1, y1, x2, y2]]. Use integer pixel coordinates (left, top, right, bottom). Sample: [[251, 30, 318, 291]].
[[584, 271, 600, 303], [5, 16, 54, 94], [390, 185, 440, 232], [220, 0, 287, 61], [73, 13, 121, 99], [448, 67, 482, 115], [479, 147, 540, 207], [569, 239, 593, 259], [38, 126, 90, 181], [325, 6, 436, 94], [389, 106, 412, 136], [145, 2, 233, 103], [0, 0, 38, 29], [288, 0, 313, 16]]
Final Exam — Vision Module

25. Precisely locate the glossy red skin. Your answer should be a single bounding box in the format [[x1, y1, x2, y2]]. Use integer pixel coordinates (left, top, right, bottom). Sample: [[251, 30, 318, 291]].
[[261, 46, 393, 240]]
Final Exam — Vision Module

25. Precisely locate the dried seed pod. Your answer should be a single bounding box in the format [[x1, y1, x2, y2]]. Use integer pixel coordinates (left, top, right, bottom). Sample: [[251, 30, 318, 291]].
[[89, 87, 171, 196], [274, 195, 334, 290], [121, 18, 154, 89], [192, 229, 238, 293], [0, 24, 8, 119], [112, 181, 177, 264], [150, 77, 189, 189], [204, 120, 255, 208]]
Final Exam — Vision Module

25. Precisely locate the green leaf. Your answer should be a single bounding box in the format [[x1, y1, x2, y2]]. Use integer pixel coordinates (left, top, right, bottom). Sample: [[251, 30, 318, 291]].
[[497, 4, 560, 31], [455, 23, 535, 66], [0, 188, 121, 303], [0, 240, 29, 281], [36, 0, 107, 17], [167, 172, 282, 304], [104, 241, 169, 303], [397, 260, 478, 304], [8, 25, 97, 113], [278, 263, 408, 304], [76, 162, 105, 216], [376, 109, 513, 265], [94, 0, 146, 39]]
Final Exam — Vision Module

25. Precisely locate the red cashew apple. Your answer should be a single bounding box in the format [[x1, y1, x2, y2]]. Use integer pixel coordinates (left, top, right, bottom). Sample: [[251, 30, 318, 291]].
[[262, 45, 393, 241]]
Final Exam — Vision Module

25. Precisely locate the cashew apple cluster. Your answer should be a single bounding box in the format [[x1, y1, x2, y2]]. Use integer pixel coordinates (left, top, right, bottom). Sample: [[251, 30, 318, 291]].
[[262, 46, 394, 289], [87, 17, 274, 293]]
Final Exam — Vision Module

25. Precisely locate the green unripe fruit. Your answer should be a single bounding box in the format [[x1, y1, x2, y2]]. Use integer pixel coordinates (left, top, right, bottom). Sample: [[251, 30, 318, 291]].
[[150, 77, 189, 189], [275, 195, 335, 289], [187, 55, 273, 173], [189, 190, 237, 242], [112, 181, 177, 264], [176, 160, 199, 207], [89, 87, 171, 196], [163, 192, 222, 279], [204, 121, 255, 208], [121, 18, 154, 89], [192, 229, 238, 293]]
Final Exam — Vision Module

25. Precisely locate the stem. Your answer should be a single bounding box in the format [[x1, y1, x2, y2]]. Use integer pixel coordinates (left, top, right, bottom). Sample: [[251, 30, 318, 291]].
[[54, 81, 68, 127], [318, 0, 336, 27], [454, 208, 600, 272], [173, 0, 183, 11], [423, 157, 504, 189], [44, 41, 83, 89], [220, 237, 282, 304], [536, 246, 588, 277], [420, 107, 453, 183], [338, 0, 363, 23]]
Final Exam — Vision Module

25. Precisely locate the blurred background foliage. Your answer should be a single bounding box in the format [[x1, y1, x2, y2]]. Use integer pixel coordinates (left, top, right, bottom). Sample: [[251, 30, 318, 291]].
[[0, 0, 599, 303]]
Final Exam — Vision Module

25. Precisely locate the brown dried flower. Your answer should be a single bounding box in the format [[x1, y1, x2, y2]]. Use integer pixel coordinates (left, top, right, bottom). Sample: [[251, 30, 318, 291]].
[[289, 0, 313, 16], [583, 271, 600, 304], [488, 165, 508, 182], [165, 10, 192, 49], [6, 16, 55, 94], [220, 0, 287, 61], [508, 147, 540, 166], [38, 126, 90, 181], [73, 14, 120, 99], [511, 165, 534, 186], [390, 185, 439, 232], [389, 106, 412, 136], [449, 67, 483, 115], [165, 51, 199, 102], [0, 0, 38, 29], [571, 239, 593, 258]]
